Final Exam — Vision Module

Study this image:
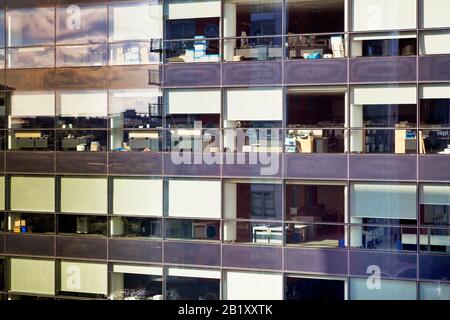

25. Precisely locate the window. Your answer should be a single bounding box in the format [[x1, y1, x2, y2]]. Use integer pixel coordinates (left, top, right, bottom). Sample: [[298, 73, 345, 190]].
[[56, 44, 108, 67], [7, 47, 55, 69], [56, 4, 108, 45], [9, 258, 55, 296], [223, 221, 283, 245], [109, 1, 163, 42], [166, 219, 220, 240], [285, 276, 345, 300], [0, 176, 5, 211], [419, 84, 450, 155], [57, 129, 107, 152], [224, 181, 282, 220], [60, 177, 108, 214], [419, 30, 450, 55], [113, 178, 163, 216], [9, 92, 55, 129], [10, 176, 55, 212], [224, 271, 283, 300], [287, 0, 344, 34], [109, 89, 162, 129], [110, 216, 162, 238], [57, 214, 107, 236], [421, 0, 450, 29], [0, 259, 4, 292], [8, 213, 54, 234], [56, 91, 108, 128], [419, 184, 450, 253], [419, 281, 450, 300], [59, 261, 107, 298], [286, 183, 345, 223], [110, 264, 163, 300], [286, 223, 345, 248], [349, 278, 416, 300], [167, 179, 221, 219], [7, 7, 55, 47], [350, 85, 418, 154], [166, 267, 220, 300], [351, 0, 417, 32]]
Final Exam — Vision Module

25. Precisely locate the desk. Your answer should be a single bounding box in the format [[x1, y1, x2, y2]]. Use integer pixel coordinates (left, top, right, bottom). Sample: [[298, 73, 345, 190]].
[[128, 132, 159, 150], [235, 47, 282, 60]]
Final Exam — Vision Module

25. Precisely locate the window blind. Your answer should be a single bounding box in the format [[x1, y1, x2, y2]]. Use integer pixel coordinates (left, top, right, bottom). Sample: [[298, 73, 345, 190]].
[[350, 182, 417, 220], [352, 0, 417, 31], [10, 258, 55, 295], [60, 261, 107, 295], [225, 88, 283, 121], [420, 31, 450, 55], [422, 0, 450, 28], [11, 92, 55, 117], [10, 176, 55, 212], [167, 0, 221, 19], [59, 91, 107, 117], [168, 267, 220, 279], [112, 3, 162, 41], [167, 179, 221, 219], [166, 89, 221, 114], [225, 271, 283, 300], [60, 177, 107, 214], [113, 178, 163, 216], [420, 184, 450, 205], [420, 84, 450, 99], [113, 264, 163, 276], [352, 85, 417, 105]]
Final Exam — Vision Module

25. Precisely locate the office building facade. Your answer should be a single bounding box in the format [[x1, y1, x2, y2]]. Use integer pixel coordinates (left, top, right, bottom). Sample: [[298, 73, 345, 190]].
[[0, 0, 449, 300]]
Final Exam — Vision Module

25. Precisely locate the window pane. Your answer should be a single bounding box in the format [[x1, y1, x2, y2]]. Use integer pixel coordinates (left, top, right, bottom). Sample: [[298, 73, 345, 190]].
[[10, 176, 55, 212], [60, 177, 107, 214], [57, 130, 107, 152], [286, 276, 345, 300], [59, 261, 107, 297], [109, 1, 163, 42], [7, 7, 55, 47], [8, 213, 54, 234], [349, 278, 416, 300], [224, 271, 283, 300], [286, 223, 345, 248], [110, 264, 163, 300], [419, 282, 450, 300], [56, 4, 108, 44], [9, 130, 55, 151], [351, 225, 417, 251], [9, 258, 55, 296], [57, 214, 107, 236], [166, 219, 220, 241], [223, 221, 283, 245], [9, 91, 55, 129], [110, 42, 159, 65], [56, 44, 108, 67], [110, 216, 162, 238], [7, 47, 55, 69]]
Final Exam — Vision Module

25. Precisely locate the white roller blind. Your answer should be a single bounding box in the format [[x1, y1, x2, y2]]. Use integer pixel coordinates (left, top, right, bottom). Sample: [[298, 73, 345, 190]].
[[11, 92, 55, 117], [113, 264, 163, 276], [422, 0, 450, 28], [352, 85, 417, 105], [350, 183, 417, 219], [59, 91, 107, 117], [352, 0, 417, 31], [0, 176, 4, 211], [60, 177, 107, 214], [350, 278, 416, 300], [113, 178, 163, 216], [168, 179, 221, 219], [166, 89, 221, 114], [10, 258, 55, 295], [420, 31, 450, 55], [420, 84, 450, 99], [225, 271, 283, 300], [353, 32, 416, 41], [112, 3, 162, 41], [420, 184, 450, 205], [168, 267, 220, 279], [60, 261, 107, 295], [226, 88, 283, 121], [10, 176, 55, 212], [167, 0, 220, 19]]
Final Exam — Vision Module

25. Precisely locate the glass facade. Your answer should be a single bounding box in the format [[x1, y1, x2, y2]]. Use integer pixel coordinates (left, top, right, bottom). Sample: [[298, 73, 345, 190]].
[[0, 0, 449, 301]]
